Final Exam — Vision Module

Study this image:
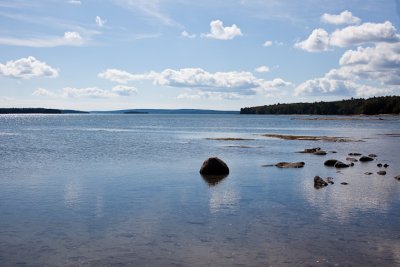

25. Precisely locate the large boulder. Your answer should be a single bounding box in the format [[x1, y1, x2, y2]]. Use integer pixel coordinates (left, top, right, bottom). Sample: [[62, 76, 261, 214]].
[[200, 157, 229, 175], [359, 156, 374, 162], [275, 162, 305, 168], [324, 159, 339, 167]]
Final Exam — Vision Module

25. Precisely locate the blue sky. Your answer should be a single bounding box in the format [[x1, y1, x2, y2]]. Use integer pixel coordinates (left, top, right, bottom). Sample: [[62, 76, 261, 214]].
[[0, 0, 399, 111]]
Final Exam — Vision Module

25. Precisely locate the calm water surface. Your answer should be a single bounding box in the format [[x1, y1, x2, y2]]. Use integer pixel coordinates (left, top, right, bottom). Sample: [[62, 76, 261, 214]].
[[0, 114, 399, 266]]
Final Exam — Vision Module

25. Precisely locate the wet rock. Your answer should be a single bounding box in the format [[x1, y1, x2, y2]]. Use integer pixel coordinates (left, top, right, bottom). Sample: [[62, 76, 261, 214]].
[[348, 153, 362, 156], [384, 164, 389, 168], [275, 162, 305, 168], [330, 151, 337, 153], [377, 163, 383, 167], [324, 159, 339, 167], [346, 157, 358, 162], [327, 177, 334, 184], [359, 156, 374, 162], [314, 176, 328, 188], [377, 170, 386, 175], [364, 172, 373, 175], [395, 175, 400, 181], [301, 147, 321, 153], [314, 150, 327, 155], [200, 157, 229, 175], [334, 161, 350, 168], [368, 154, 377, 158], [341, 182, 349, 185]]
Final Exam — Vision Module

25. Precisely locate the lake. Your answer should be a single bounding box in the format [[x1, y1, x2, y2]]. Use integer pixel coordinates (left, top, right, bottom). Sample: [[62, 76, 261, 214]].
[[0, 114, 399, 266]]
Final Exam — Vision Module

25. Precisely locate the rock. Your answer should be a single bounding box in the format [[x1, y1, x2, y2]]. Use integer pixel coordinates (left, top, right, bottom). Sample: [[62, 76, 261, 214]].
[[395, 175, 400, 181], [377, 170, 386, 175], [377, 163, 383, 167], [314, 176, 328, 188], [384, 164, 389, 168], [301, 147, 321, 153], [327, 177, 334, 184], [334, 161, 350, 168], [324, 159, 339, 167], [341, 182, 349, 185], [200, 157, 229, 175], [202, 174, 228, 186], [368, 154, 377, 158], [314, 150, 327, 155], [275, 162, 305, 168], [359, 156, 374, 162], [364, 172, 373, 175], [346, 157, 358, 162], [350, 162, 354, 167], [348, 153, 362, 156], [330, 151, 337, 153]]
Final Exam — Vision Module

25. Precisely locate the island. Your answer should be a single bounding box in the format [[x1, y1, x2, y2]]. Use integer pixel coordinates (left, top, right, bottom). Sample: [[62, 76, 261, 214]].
[[240, 96, 400, 115]]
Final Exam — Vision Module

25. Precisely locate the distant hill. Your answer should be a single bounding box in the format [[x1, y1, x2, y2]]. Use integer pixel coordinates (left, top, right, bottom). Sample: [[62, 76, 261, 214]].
[[240, 96, 400, 115], [92, 109, 239, 115], [0, 108, 88, 114]]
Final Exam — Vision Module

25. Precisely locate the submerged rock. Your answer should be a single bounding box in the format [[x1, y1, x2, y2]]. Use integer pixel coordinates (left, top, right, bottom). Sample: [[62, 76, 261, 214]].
[[349, 153, 362, 156], [314, 176, 328, 188], [275, 162, 305, 168], [359, 156, 374, 162], [346, 157, 358, 162], [314, 150, 327, 155], [377, 170, 386, 175], [324, 159, 339, 167], [300, 147, 321, 153], [384, 164, 389, 168], [341, 182, 349, 185], [327, 177, 334, 184], [377, 163, 383, 167], [200, 157, 229, 176], [368, 154, 377, 158], [395, 175, 400, 181], [364, 172, 373, 175], [335, 161, 350, 168], [201, 174, 228, 186]]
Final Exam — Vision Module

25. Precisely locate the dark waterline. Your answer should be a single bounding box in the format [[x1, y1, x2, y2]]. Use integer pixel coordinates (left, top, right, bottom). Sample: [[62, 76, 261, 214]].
[[0, 114, 399, 266]]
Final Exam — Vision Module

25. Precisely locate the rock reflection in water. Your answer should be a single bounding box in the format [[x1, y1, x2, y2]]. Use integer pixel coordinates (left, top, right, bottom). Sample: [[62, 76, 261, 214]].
[[201, 174, 228, 186]]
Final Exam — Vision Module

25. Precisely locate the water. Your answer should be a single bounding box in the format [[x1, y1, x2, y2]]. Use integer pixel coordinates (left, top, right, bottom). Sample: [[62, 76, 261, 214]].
[[0, 114, 399, 266]]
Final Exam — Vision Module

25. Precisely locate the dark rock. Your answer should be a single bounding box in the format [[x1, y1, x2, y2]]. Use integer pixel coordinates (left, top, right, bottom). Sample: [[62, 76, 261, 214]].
[[334, 161, 350, 168], [200, 157, 229, 175], [346, 157, 358, 162], [377, 170, 386, 175], [330, 151, 337, 153], [364, 172, 373, 175], [314, 150, 327, 155], [350, 162, 354, 166], [377, 163, 383, 167], [395, 175, 400, 181], [341, 182, 349, 185], [301, 147, 321, 153], [201, 174, 228, 186], [368, 154, 377, 158], [314, 176, 328, 188], [359, 156, 374, 162], [348, 153, 362, 156], [275, 162, 305, 168], [324, 159, 339, 167], [327, 177, 334, 184], [384, 164, 389, 168]]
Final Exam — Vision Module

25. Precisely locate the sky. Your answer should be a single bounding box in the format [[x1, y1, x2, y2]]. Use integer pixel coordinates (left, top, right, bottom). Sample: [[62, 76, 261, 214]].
[[0, 0, 399, 111]]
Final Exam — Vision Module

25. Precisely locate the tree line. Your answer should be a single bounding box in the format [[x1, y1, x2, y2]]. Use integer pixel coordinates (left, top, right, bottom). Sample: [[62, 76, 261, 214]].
[[240, 96, 400, 115]]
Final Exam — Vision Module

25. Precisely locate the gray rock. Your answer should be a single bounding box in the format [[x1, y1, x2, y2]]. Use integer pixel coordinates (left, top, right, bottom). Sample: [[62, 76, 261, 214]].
[[359, 156, 374, 162], [377, 170, 386, 175], [377, 163, 383, 167], [275, 162, 305, 168], [301, 147, 321, 153], [324, 159, 339, 167], [200, 157, 229, 175], [314, 176, 328, 188], [346, 157, 358, 162], [334, 161, 350, 168]]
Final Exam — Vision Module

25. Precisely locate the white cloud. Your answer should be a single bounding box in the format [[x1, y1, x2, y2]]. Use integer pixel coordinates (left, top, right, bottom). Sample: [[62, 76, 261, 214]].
[[254, 65, 270, 73], [0, 56, 58, 79], [263, 40, 273, 47], [177, 91, 245, 100], [32, 88, 56, 97], [0, 31, 85, 47], [62, 87, 117, 98], [98, 69, 152, 84], [321, 10, 361, 25], [95, 16, 106, 27], [181, 30, 196, 39], [330, 21, 399, 47], [203, 20, 242, 40], [294, 28, 330, 52], [67, 0, 82, 4], [111, 85, 138, 96]]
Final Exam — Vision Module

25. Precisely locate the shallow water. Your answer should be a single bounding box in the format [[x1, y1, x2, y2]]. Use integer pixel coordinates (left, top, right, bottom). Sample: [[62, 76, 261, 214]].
[[0, 114, 399, 266]]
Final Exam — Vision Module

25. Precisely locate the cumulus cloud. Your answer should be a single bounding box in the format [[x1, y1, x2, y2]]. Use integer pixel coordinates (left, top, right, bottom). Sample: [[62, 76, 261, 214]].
[[177, 91, 246, 100], [330, 21, 399, 47], [62, 87, 116, 98], [181, 30, 196, 39], [32, 88, 56, 97], [294, 28, 330, 52], [203, 20, 242, 40], [111, 85, 137, 96], [321, 10, 361, 25], [98, 69, 152, 84], [263, 40, 273, 47], [0, 56, 58, 79], [95, 16, 106, 27], [254, 65, 270, 73]]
